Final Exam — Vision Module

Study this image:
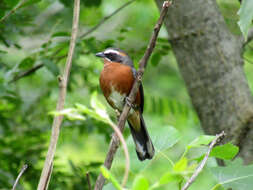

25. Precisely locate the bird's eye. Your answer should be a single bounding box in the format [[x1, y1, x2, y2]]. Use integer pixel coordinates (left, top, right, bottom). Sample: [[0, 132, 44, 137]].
[[105, 53, 117, 61]]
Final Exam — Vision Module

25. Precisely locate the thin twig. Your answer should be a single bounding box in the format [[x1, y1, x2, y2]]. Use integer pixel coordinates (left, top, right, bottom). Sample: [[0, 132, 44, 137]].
[[79, 0, 136, 39], [10, 63, 44, 83], [94, 1, 172, 190], [0, 0, 26, 23], [108, 121, 130, 187], [12, 164, 28, 190], [181, 131, 226, 190], [86, 172, 92, 190], [11, 0, 135, 83], [37, 0, 80, 189]]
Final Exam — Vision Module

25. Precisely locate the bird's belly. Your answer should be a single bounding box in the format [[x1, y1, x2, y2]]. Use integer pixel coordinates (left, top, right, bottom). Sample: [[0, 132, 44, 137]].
[[108, 86, 126, 111]]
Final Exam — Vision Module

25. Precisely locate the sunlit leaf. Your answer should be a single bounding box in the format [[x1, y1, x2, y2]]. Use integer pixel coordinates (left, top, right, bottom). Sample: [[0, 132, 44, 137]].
[[187, 135, 215, 150], [210, 143, 239, 160], [132, 175, 149, 190], [173, 157, 188, 172], [100, 166, 122, 190], [49, 108, 86, 120], [159, 172, 183, 185]]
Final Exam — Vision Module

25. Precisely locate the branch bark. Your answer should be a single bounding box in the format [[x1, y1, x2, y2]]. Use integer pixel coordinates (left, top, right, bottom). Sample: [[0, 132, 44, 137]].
[[181, 131, 225, 190], [94, 1, 172, 190], [155, 0, 253, 164], [37, 0, 80, 189], [12, 164, 28, 190]]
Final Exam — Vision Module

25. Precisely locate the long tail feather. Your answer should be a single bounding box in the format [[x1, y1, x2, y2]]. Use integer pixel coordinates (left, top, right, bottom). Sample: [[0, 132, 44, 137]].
[[128, 113, 155, 161]]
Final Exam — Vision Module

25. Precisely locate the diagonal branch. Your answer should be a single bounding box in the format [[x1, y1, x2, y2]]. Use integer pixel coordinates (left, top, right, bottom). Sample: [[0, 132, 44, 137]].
[[94, 1, 172, 190], [10, 63, 44, 83], [37, 0, 80, 189], [12, 164, 28, 190], [181, 131, 226, 190], [79, 0, 136, 39]]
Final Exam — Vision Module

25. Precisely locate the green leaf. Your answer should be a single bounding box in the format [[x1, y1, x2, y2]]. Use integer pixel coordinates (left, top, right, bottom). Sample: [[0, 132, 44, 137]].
[[151, 52, 162, 66], [100, 166, 122, 190], [173, 157, 188, 172], [187, 135, 215, 150], [44, 59, 59, 76], [103, 183, 117, 190], [51, 31, 70, 37], [238, 0, 253, 39], [132, 176, 149, 190], [19, 57, 35, 70], [210, 143, 239, 160], [49, 108, 86, 120], [159, 172, 183, 185], [75, 103, 110, 124], [4, 0, 19, 8], [90, 92, 110, 120], [210, 163, 253, 190], [152, 125, 181, 152]]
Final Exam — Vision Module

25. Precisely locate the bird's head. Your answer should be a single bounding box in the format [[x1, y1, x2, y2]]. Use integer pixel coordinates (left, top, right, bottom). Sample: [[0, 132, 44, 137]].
[[95, 48, 133, 67]]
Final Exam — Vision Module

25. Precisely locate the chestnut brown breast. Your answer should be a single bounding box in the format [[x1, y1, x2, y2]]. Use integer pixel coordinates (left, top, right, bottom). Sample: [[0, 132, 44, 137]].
[[99, 61, 141, 111]]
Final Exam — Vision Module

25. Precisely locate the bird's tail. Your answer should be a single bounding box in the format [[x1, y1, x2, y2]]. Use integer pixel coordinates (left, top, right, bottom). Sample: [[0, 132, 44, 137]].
[[128, 113, 155, 161]]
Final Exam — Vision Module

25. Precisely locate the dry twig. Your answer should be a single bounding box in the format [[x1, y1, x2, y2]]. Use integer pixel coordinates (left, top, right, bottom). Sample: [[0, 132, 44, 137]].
[[94, 1, 172, 190], [37, 0, 80, 189], [12, 164, 28, 190], [181, 131, 226, 190], [10, 63, 44, 83]]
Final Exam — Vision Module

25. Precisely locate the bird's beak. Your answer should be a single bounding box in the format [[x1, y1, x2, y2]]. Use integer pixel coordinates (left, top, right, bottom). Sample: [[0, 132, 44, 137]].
[[95, 52, 105, 58]]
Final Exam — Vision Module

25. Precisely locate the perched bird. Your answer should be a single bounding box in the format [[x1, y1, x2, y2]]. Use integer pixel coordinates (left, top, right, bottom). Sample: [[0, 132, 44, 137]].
[[96, 47, 155, 161]]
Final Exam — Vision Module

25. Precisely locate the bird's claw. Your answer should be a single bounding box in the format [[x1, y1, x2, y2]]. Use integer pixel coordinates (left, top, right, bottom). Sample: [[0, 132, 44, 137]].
[[125, 97, 133, 108]]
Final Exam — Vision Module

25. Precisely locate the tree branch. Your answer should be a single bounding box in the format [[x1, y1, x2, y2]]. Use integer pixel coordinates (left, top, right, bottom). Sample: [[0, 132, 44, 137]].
[[10, 63, 44, 83], [86, 172, 92, 190], [94, 1, 172, 190], [0, 0, 26, 23], [79, 0, 136, 39], [181, 131, 226, 190], [12, 164, 28, 190], [37, 0, 80, 189]]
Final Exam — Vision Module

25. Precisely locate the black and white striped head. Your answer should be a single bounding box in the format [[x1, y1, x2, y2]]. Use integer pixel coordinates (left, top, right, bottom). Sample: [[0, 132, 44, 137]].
[[95, 48, 133, 67]]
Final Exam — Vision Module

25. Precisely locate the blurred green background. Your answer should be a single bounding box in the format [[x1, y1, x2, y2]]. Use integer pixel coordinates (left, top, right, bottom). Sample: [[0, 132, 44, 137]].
[[0, 0, 253, 189]]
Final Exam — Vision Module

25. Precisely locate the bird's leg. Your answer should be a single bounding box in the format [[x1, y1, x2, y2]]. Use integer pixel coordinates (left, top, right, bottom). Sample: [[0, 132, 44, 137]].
[[124, 97, 137, 109], [125, 97, 133, 107]]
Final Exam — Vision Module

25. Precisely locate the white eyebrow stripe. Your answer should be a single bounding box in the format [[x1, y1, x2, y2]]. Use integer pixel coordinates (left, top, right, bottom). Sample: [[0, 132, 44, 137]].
[[104, 49, 120, 55]]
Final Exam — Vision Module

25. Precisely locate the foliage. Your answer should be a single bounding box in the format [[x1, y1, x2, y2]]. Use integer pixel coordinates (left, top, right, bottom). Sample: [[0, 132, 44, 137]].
[[238, 0, 253, 39], [0, 0, 253, 190]]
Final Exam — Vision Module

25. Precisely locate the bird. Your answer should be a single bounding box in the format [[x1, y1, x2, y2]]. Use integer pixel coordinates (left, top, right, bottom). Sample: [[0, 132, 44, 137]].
[[96, 47, 155, 161]]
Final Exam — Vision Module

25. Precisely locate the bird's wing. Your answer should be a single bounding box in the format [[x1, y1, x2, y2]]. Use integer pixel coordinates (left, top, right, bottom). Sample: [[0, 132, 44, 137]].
[[131, 68, 144, 113]]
